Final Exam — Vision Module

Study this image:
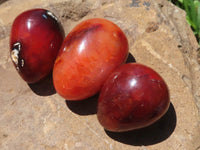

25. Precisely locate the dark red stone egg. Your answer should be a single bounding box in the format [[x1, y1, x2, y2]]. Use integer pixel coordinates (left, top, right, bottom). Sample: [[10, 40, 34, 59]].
[[10, 8, 64, 83], [97, 63, 170, 132]]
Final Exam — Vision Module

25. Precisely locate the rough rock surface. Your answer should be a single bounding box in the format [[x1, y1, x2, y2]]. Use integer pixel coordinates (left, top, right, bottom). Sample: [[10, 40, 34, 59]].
[[0, 0, 200, 150]]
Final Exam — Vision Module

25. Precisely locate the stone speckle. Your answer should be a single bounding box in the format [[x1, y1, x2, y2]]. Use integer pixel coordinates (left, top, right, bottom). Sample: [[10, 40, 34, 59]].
[[0, 0, 200, 150]]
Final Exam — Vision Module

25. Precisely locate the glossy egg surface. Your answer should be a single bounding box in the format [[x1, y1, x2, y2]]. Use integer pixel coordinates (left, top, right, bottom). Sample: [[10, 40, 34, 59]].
[[10, 8, 64, 83], [97, 63, 170, 132], [53, 18, 128, 100]]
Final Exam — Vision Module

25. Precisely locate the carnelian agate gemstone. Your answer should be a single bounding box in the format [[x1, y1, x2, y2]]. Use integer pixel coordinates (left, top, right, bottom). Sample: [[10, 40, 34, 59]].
[[97, 63, 170, 132], [53, 18, 129, 100], [10, 9, 64, 83]]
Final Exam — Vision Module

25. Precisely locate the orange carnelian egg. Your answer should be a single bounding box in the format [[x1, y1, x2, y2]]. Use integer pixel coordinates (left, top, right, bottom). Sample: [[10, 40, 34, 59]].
[[53, 18, 129, 100]]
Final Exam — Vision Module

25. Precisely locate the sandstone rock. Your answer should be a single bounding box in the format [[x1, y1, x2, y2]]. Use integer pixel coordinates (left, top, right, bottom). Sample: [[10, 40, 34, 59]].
[[0, 0, 200, 150]]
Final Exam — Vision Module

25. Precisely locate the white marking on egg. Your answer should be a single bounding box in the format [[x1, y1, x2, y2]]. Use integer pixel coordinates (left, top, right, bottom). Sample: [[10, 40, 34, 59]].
[[11, 49, 19, 65], [13, 42, 21, 51], [21, 59, 24, 67], [46, 11, 58, 21]]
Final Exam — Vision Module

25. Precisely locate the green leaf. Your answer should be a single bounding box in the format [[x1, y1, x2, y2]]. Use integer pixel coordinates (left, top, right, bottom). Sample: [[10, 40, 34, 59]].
[[183, 0, 198, 31], [178, 0, 183, 4], [197, 1, 200, 37], [168, 0, 200, 44]]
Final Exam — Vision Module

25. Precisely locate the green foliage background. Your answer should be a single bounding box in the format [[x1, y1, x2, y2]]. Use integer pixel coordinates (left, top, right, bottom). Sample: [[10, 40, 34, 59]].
[[169, 0, 200, 45]]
